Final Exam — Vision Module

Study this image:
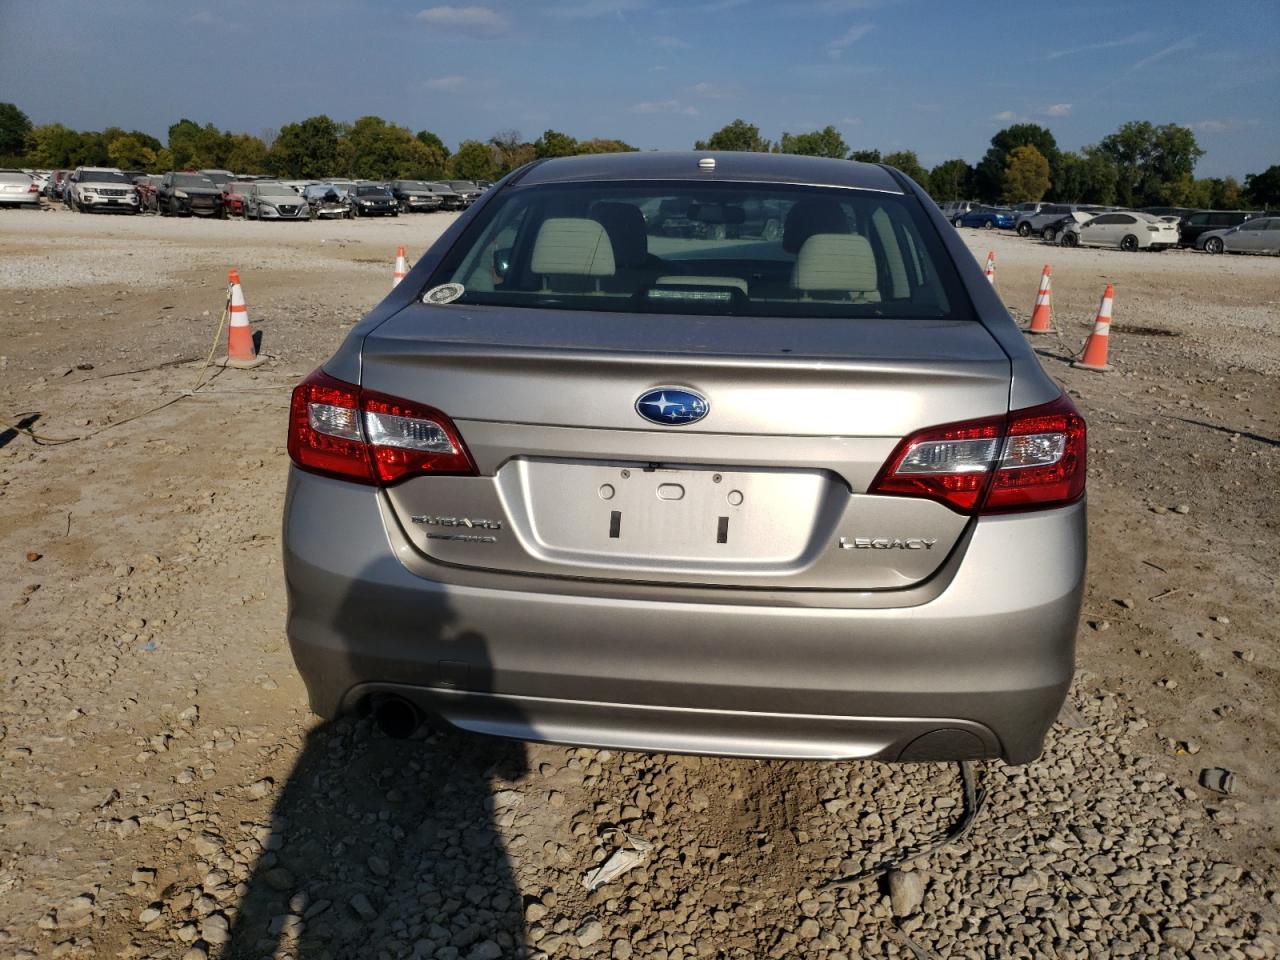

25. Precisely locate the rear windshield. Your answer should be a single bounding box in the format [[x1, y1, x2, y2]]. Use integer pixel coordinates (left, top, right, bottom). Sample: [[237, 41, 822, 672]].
[[427, 180, 969, 320], [174, 174, 216, 189]]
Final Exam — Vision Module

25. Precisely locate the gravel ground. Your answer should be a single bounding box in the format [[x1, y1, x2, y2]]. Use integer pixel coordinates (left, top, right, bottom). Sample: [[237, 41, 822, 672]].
[[0, 208, 1277, 959]]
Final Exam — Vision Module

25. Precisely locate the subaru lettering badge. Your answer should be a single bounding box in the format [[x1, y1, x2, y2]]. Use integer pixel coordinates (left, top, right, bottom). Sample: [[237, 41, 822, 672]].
[[635, 388, 709, 426]]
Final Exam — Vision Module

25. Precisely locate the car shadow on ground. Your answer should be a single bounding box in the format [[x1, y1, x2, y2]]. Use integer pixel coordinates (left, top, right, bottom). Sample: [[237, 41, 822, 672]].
[[225, 552, 529, 959]]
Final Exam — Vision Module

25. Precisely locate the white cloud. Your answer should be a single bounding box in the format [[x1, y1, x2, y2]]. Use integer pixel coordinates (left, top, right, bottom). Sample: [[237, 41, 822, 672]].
[[416, 5, 510, 34], [1044, 103, 1072, 117], [1047, 31, 1153, 61], [189, 10, 216, 25], [825, 23, 873, 58], [991, 110, 1019, 123], [653, 34, 690, 49], [1128, 35, 1196, 74], [689, 81, 736, 100], [424, 75, 468, 91], [548, 0, 645, 18], [1186, 118, 1263, 134], [839, 116, 862, 126], [630, 99, 699, 116]]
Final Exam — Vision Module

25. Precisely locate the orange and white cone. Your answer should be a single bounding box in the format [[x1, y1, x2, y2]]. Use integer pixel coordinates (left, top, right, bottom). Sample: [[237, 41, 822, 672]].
[[984, 250, 995, 285], [1072, 284, 1115, 372], [393, 246, 408, 287], [1027, 265, 1054, 334], [222, 269, 264, 369]]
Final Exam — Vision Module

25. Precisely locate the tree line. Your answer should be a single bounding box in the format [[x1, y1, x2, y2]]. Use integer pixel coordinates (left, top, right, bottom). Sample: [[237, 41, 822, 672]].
[[1, 101, 1276, 208], [0, 103, 635, 182], [694, 118, 1279, 210]]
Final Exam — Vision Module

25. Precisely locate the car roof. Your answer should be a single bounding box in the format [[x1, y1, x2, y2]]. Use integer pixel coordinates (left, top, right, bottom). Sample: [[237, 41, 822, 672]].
[[516, 151, 905, 193]]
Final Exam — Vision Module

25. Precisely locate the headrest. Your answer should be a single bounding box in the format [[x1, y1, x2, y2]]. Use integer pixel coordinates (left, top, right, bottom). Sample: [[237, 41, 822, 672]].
[[530, 218, 616, 276], [793, 234, 878, 293], [783, 198, 849, 254], [590, 202, 648, 268]]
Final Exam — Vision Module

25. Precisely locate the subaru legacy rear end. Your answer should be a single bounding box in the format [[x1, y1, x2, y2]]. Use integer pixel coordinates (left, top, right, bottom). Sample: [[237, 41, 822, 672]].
[[283, 152, 1086, 763]]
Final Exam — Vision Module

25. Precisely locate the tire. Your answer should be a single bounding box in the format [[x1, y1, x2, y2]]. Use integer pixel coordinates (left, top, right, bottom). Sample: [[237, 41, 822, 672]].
[[1017, 222, 1031, 237], [351, 204, 360, 218], [762, 218, 781, 241], [168, 198, 181, 218], [1042, 226, 1057, 242], [1204, 237, 1223, 254], [953, 217, 964, 228], [1120, 234, 1139, 252], [982, 219, 995, 230], [1061, 232, 1078, 248]]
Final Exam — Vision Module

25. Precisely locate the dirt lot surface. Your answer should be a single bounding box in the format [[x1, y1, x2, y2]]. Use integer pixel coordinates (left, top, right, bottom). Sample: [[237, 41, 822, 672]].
[[1, 207, 1277, 960]]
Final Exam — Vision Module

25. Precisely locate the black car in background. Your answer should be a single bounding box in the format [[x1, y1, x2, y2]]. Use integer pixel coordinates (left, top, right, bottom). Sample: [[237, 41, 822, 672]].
[[349, 183, 399, 217], [157, 172, 225, 218], [442, 179, 483, 206], [389, 180, 444, 213], [1178, 210, 1253, 247]]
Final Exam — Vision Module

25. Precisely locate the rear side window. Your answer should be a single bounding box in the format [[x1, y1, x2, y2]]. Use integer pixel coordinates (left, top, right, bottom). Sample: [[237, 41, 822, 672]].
[[428, 181, 969, 320]]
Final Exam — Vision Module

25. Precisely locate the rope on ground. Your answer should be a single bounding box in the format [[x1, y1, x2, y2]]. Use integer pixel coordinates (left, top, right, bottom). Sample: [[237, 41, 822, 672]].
[[2, 292, 233, 446]]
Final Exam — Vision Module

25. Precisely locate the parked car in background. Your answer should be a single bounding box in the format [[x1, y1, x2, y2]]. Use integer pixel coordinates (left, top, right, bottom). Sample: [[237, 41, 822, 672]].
[[199, 169, 235, 190], [303, 183, 352, 219], [1061, 211, 1179, 251], [245, 181, 310, 220], [1038, 211, 1094, 243], [956, 206, 1015, 230], [157, 172, 223, 217], [282, 151, 1087, 765], [0, 170, 41, 207], [443, 180, 483, 206], [1177, 210, 1254, 248], [422, 181, 464, 210], [46, 171, 68, 198], [1196, 216, 1280, 255], [279, 180, 312, 196], [222, 181, 258, 218], [938, 200, 977, 222], [1015, 203, 1083, 237], [66, 167, 140, 214], [1139, 206, 1198, 220], [389, 180, 444, 213], [349, 183, 399, 217], [133, 174, 163, 213]]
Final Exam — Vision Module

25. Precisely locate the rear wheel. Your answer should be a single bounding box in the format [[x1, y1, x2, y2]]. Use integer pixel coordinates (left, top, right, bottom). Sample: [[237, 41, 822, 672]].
[[982, 219, 995, 230], [762, 218, 781, 241], [953, 217, 964, 228], [1017, 222, 1031, 237], [1204, 237, 1223, 254], [1041, 226, 1057, 242], [1061, 231, 1078, 248], [1120, 234, 1139, 252]]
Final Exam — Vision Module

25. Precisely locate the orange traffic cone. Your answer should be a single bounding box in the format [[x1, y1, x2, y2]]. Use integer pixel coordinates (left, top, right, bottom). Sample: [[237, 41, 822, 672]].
[[222, 269, 264, 369], [984, 250, 995, 285], [1027, 265, 1054, 334], [393, 246, 408, 287], [1072, 284, 1115, 372]]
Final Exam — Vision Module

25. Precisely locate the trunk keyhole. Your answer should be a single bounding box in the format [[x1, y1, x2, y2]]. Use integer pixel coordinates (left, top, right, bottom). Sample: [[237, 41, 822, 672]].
[[609, 510, 622, 539], [716, 516, 729, 544]]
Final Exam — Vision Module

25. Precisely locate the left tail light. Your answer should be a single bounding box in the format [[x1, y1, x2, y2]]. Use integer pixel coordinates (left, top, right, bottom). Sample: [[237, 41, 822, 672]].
[[287, 369, 476, 485], [870, 393, 1086, 514]]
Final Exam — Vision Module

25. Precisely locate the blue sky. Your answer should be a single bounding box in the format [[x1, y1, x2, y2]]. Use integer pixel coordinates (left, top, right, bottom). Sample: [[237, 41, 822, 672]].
[[2, 0, 1276, 177]]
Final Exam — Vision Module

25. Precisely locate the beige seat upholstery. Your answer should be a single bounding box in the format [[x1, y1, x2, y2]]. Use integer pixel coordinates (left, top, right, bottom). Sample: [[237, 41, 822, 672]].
[[792, 233, 881, 303], [531, 218, 616, 284]]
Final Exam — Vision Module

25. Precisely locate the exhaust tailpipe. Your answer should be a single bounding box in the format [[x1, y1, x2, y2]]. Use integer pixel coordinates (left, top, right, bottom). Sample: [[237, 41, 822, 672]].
[[371, 696, 425, 739]]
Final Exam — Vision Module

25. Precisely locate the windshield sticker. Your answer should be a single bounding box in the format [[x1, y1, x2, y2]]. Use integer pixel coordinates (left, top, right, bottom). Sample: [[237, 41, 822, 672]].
[[423, 282, 465, 305]]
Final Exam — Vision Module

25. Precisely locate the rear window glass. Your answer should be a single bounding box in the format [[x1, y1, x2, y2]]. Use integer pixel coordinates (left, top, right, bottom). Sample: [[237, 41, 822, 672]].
[[427, 181, 969, 320], [0, 172, 32, 184]]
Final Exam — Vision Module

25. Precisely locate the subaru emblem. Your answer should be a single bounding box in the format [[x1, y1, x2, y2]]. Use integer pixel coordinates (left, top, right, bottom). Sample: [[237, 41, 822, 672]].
[[635, 388, 709, 426]]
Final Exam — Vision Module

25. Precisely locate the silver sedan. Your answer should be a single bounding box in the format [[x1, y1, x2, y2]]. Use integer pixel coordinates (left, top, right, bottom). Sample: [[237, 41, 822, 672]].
[[1197, 217, 1280, 255]]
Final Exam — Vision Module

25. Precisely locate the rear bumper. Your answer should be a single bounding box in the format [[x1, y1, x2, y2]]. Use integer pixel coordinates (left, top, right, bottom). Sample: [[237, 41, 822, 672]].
[[283, 470, 1085, 763]]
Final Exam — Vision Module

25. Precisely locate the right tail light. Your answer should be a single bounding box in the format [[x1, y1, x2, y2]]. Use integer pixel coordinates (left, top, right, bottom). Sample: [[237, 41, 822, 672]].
[[870, 394, 1086, 514]]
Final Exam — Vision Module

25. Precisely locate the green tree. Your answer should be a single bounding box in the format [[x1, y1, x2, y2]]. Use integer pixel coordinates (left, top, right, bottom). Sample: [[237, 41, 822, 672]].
[[338, 116, 436, 179], [535, 129, 579, 159], [1052, 147, 1118, 205], [414, 130, 450, 176], [0, 102, 33, 157], [223, 133, 270, 174], [1208, 176, 1244, 209], [575, 138, 637, 154], [694, 119, 772, 152], [928, 158, 972, 200], [269, 115, 340, 178], [881, 150, 928, 186], [848, 149, 881, 163], [1096, 121, 1204, 207], [24, 124, 109, 167], [1244, 165, 1280, 208], [778, 125, 848, 159], [975, 123, 1059, 201], [167, 119, 232, 169], [488, 129, 534, 175], [1001, 145, 1051, 202], [450, 139, 497, 180], [107, 134, 161, 170]]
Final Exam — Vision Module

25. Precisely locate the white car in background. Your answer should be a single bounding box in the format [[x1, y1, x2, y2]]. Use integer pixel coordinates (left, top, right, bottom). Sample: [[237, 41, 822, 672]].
[[0, 170, 41, 207], [67, 167, 140, 214], [1060, 211, 1179, 251]]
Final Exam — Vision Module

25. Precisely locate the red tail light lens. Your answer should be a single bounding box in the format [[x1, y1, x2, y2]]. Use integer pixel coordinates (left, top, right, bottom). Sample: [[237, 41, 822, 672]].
[[287, 369, 476, 485], [870, 394, 1086, 515]]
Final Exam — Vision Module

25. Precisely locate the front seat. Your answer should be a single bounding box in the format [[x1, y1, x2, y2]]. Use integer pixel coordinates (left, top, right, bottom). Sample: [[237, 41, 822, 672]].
[[782, 198, 850, 254], [590, 202, 656, 292], [530, 217, 617, 292]]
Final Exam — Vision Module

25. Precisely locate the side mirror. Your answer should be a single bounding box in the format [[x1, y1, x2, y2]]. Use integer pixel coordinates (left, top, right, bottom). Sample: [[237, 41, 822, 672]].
[[492, 248, 513, 281]]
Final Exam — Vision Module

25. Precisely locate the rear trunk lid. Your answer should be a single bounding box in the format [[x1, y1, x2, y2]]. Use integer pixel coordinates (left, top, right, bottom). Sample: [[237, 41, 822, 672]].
[[362, 303, 1011, 590]]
